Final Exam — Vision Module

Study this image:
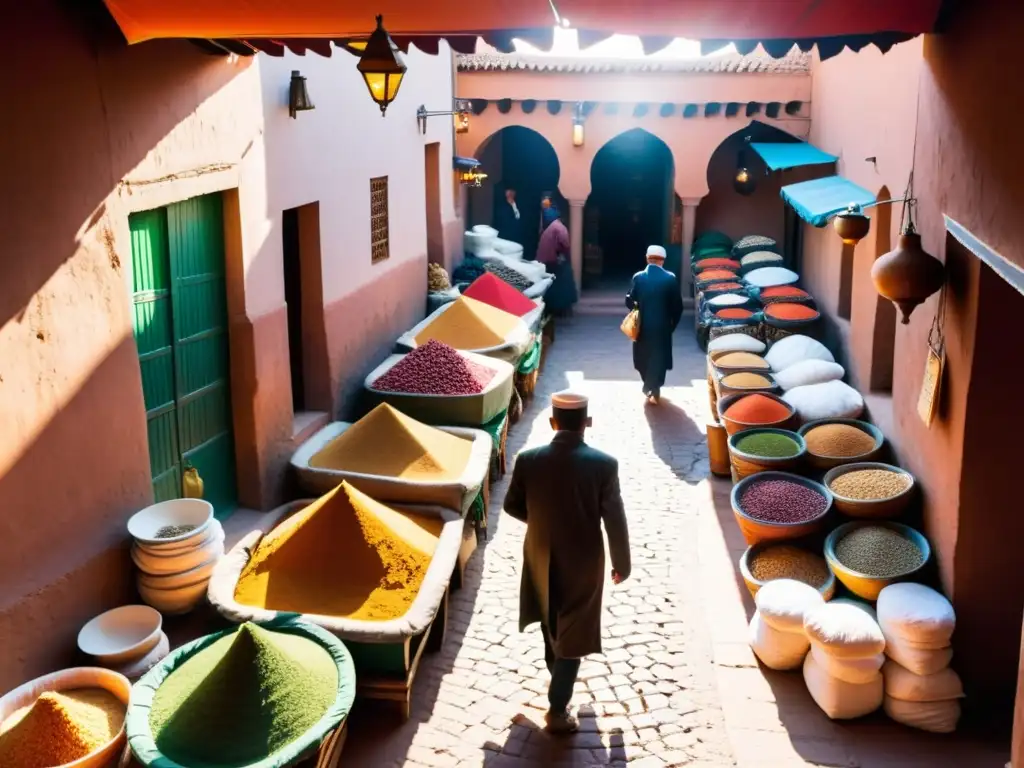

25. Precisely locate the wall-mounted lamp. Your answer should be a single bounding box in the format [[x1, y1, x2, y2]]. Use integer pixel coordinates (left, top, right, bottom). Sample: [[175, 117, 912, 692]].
[[572, 102, 585, 147], [827, 186, 944, 324], [356, 15, 406, 116], [288, 70, 315, 119], [454, 156, 487, 187], [418, 98, 472, 135]]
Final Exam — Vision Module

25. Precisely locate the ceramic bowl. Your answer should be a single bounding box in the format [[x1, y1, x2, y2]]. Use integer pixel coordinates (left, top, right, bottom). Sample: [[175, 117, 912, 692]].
[[131, 525, 225, 575], [134, 517, 223, 555], [110, 631, 170, 681], [137, 576, 210, 616], [0, 667, 130, 768], [77, 605, 163, 666], [127, 498, 213, 546], [824, 521, 931, 601], [136, 556, 218, 591]]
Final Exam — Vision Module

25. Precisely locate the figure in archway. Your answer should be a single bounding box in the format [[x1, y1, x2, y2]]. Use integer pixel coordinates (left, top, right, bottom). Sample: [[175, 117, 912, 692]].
[[625, 245, 684, 404], [537, 206, 578, 316], [493, 184, 523, 245]]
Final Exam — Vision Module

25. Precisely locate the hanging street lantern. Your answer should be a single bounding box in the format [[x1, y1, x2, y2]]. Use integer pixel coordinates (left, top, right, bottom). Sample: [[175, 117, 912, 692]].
[[454, 111, 470, 134], [733, 137, 756, 196], [459, 169, 488, 187], [356, 15, 406, 116], [288, 71, 315, 119], [572, 102, 585, 147], [871, 221, 945, 325], [833, 203, 871, 245]]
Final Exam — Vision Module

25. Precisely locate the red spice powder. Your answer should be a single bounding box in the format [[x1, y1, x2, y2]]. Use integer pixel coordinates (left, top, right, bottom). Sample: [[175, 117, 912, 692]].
[[696, 258, 741, 271], [708, 282, 744, 291], [462, 272, 538, 317], [725, 394, 792, 424], [698, 269, 738, 282], [761, 285, 810, 299], [715, 308, 753, 319], [766, 303, 818, 321]]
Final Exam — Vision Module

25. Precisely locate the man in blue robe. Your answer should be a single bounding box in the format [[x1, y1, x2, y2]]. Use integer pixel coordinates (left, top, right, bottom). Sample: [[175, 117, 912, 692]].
[[625, 245, 684, 404]]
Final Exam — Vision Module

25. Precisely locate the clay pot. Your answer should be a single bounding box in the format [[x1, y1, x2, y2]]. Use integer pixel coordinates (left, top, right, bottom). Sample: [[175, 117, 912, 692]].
[[833, 209, 871, 244], [870, 229, 945, 324]]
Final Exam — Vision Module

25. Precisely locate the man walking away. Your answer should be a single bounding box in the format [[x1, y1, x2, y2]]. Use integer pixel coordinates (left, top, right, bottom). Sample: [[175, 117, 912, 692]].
[[503, 390, 631, 733], [626, 245, 684, 404]]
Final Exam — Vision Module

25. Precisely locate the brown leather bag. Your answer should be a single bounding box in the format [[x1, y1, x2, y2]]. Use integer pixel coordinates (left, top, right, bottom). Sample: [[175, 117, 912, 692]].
[[620, 307, 641, 341]]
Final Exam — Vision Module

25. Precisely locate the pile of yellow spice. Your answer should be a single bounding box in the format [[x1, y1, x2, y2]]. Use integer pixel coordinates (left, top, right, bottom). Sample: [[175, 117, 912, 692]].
[[0, 688, 124, 768]]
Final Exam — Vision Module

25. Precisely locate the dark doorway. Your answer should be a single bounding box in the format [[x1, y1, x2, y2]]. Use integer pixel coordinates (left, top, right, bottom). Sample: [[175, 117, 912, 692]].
[[471, 126, 563, 262], [584, 129, 674, 289], [282, 207, 305, 413], [424, 142, 443, 264]]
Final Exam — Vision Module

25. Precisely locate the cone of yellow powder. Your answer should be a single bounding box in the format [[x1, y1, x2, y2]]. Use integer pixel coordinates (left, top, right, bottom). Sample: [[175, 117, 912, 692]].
[[413, 296, 522, 350], [234, 482, 444, 621]]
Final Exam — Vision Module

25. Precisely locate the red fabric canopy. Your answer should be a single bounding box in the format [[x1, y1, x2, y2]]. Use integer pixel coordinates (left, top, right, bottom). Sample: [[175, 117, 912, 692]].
[[102, 0, 942, 50]]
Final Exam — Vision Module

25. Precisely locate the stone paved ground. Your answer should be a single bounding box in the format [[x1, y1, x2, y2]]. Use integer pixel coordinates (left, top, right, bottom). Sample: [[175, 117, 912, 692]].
[[342, 315, 1010, 768]]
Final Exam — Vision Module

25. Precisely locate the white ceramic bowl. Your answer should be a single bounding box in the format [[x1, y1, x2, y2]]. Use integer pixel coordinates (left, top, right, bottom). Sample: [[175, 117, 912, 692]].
[[0, 667, 130, 768], [135, 518, 224, 555], [110, 631, 170, 681], [132, 526, 225, 575], [137, 576, 210, 616], [77, 605, 163, 666], [127, 498, 213, 546], [136, 556, 218, 590]]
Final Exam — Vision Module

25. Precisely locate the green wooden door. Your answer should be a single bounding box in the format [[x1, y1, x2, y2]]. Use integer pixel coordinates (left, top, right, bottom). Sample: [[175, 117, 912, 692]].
[[130, 194, 237, 518]]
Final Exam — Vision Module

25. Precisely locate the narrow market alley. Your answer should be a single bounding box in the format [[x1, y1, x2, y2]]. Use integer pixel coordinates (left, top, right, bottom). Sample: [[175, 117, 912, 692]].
[[341, 315, 1009, 768]]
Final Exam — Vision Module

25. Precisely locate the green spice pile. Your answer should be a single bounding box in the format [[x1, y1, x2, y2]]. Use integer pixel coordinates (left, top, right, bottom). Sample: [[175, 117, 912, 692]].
[[834, 526, 924, 577], [155, 524, 197, 539], [749, 545, 830, 588], [735, 432, 801, 459], [803, 423, 876, 458], [830, 469, 911, 500], [150, 622, 337, 766]]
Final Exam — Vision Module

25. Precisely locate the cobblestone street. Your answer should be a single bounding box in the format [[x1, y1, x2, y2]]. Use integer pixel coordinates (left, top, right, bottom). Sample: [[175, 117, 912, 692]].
[[342, 315, 1009, 768]]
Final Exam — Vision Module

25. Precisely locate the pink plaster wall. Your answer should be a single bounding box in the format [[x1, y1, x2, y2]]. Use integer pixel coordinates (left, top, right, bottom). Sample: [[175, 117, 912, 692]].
[[0, 0, 454, 692], [456, 68, 810, 202], [807, 2, 1024, 705]]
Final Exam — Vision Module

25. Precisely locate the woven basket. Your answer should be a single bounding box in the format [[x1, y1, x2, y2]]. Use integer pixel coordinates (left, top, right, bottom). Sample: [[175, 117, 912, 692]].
[[822, 462, 916, 520], [824, 521, 931, 601], [739, 542, 836, 600], [730, 471, 833, 546], [727, 428, 806, 482], [718, 392, 798, 437], [798, 419, 885, 470]]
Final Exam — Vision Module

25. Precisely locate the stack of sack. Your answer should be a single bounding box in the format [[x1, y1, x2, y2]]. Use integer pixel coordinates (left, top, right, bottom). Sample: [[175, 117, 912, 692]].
[[877, 584, 963, 733], [802, 600, 886, 719], [749, 580, 824, 671], [764, 335, 865, 422]]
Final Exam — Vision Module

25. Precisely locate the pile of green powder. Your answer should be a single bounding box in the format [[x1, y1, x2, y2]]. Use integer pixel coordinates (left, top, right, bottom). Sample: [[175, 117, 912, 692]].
[[150, 623, 337, 766], [734, 431, 801, 459]]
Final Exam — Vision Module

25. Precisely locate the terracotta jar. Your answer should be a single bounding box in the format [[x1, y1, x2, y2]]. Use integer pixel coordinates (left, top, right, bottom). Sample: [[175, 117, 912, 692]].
[[870, 227, 945, 324]]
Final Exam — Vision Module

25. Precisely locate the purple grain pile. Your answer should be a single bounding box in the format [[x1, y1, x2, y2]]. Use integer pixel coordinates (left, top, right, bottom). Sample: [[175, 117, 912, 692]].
[[373, 340, 496, 395], [739, 478, 828, 523]]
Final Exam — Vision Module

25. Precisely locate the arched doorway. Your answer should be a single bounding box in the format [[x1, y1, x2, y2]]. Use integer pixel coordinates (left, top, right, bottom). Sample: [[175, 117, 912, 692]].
[[697, 121, 807, 265], [583, 129, 674, 290], [468, 126, 564, 262]]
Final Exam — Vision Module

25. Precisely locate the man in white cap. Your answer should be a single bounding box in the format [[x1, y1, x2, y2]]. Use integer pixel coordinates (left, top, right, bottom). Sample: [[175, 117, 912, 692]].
[[625, 245, 684, 403], [503, 389, 631, 733]]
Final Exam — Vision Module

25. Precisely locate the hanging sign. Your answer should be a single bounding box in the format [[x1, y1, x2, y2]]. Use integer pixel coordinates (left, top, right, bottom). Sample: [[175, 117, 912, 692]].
[[917, 346, 943, 427]]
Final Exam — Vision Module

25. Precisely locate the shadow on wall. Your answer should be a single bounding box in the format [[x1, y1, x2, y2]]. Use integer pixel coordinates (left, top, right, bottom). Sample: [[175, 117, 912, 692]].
[[0, 1, 261, 691]]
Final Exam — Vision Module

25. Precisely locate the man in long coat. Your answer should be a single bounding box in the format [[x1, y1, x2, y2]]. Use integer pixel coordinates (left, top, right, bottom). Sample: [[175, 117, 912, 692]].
[[626, 245, 684, 404], [503, 390, 631, 733], [493, 185, 523, 245]]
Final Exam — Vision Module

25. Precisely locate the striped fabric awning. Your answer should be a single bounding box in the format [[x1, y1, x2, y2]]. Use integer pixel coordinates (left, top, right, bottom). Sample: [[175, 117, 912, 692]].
[[100, 0, 944, 60]]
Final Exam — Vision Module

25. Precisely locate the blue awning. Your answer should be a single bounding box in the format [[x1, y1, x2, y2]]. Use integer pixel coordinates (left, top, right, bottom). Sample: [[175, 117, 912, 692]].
[[751, 142, 837, 171], [453, 156, 480, 171], [780, 175, 876, 228]]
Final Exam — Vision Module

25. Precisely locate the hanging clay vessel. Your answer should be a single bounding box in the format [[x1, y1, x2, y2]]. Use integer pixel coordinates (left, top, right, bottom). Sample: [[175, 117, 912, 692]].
[[833, 206, 871, 245], [870, 225, 945, 324]]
